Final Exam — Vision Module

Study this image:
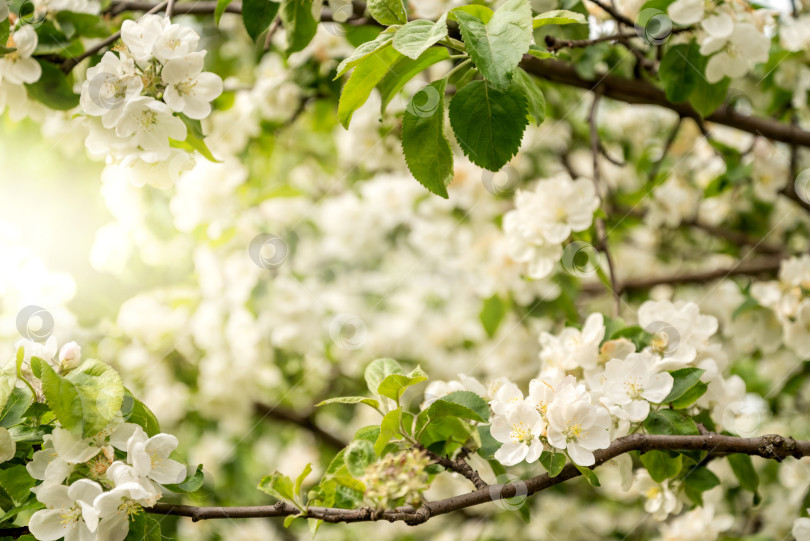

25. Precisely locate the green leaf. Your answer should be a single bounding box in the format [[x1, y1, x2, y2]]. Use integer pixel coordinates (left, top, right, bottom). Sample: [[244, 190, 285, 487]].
[[377, 365, 429, 401], [449, 5, 494, 23], [364, 358, 403, 395], [25, 60, 80, 110], [280, 0, 318, 53], [378, 47, 450, 113], [454, 0, 532, 90], [338, 44, 401, 128], [670, 381, 708, 409], [539, 451, 567, 477], [659, 41, 703, 103], [640, 450, 682, 482], [662, 368, 705, 404], [683, 467, 720, 505], [0, 466, 37, 505], [344, 439, 376, 477], [480, 294, 507, 338], [121, 391, 161, 437], [728, 453, 759, 493], [56, 12, 110, 38], [124, 513, 162, 541], [0, 387, 33, 429], [0, 360, 17, 414], [401, 78, 453, 198], [418, 416, 477, 455], [164, 465, 205, 493], [690, 76, 730, 118], [532, 9, 587, 27], [573, 463, 600, 486], [258, 471, 297, 504], [392, 14, 448, 59], [294, 463, 312, 504], [367, 0, 407, 25], [431, 391, 490, 422], [512, 68, 546, 126], [477, 425, 500, 459], [215, 0, 234, 24], [449, 79, 528, 171], [334, 28, 397, 79], [242, 0, 280, 41], [643, 409, 699, 436], [40, 360, 124, 437], [315, 396, 381, 409], [375, 408, 402, 455]]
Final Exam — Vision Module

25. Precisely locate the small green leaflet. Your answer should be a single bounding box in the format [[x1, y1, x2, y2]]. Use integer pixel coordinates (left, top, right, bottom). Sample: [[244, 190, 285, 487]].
[[338, 45, 401, 128], [448, 79, 529, 171], [280, 0, 318, 53], [335, 28, 397, 79], [378, 47, 450, 114], [377, 365, 428, 401], [367, 0, 407, 26], [454, 0, 532, 90], [242, 0, 280, 41], [402, 78, 453, 198], [392, 14, 448, 59], [215, 0, 234, 24], [532, 9, 587, 28], [480, 294, 507, 337]]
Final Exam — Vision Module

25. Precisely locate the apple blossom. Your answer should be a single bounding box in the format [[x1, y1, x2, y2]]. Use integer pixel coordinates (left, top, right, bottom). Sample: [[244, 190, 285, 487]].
[[490, 400, 546, 466], [161, 53, 223, 120], [545, 385, 611, 466], [28, 480, 102, 541]]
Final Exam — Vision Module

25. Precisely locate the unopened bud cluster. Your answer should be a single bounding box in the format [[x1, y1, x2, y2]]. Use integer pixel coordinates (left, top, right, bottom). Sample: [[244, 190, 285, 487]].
[[361, 449, 431, 509]]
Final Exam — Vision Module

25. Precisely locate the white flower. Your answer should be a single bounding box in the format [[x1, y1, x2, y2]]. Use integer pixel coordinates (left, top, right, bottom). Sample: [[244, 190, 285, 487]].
[[120, 14, 167, 63], [489, 381, 524, 416], [794, 514, 810, 541], [153, 21, 200, 63], [490, 400, 546, 466], [539, 313, 605, 375], [28, 428, 103, 486], [126, 431, 187, 485], [701, 23, 770, 83], [785, 299, 810, 358], [115, 97, 187, 163], [29, 480, 102, 541], [657, 505, 733, 541], [80, 51, 143, 129], [0, 26, 42, 85], [528, 374, 580, 419], [161, 52, 223, 120], [95, 462, 161, 541], [600, 352, 674, 422], [16, 336, 58, 367], [503, 175, 599, 279], [58, 341, 82, 371], [667, 0, 703, 25], [632, 469, 682, 521], [545, 385, 611, 466], [0, 428, 15, 463], [638, 299, 718, 370]]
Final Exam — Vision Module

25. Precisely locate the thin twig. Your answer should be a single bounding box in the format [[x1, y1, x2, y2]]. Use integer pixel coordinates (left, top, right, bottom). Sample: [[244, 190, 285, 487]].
[[254, 403, 347, 450], [588, 91, 621, 316]]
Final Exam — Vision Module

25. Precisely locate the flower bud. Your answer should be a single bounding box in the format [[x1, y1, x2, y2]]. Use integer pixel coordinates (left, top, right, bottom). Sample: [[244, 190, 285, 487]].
[[58, 341, 82, 371]]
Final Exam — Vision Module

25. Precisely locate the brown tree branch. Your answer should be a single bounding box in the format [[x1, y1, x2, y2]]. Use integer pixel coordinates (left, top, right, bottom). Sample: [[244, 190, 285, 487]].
[[419, 446, 489, 490], [146, 432, 810, 525], [582, 257, 783, 294], [519, 57, 810, 149]]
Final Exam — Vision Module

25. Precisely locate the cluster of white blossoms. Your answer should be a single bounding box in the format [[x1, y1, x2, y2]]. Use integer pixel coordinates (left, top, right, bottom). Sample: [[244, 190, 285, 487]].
[[503, 174, 600, 279], [667, 0, 770, 83], [752, 255, 810, 358], [79, 13, 222, 176], [423, 299, 756, 477], [0, 15, 41, 118], [26, 424, 186, 541], [11, 337, 189, 541]]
